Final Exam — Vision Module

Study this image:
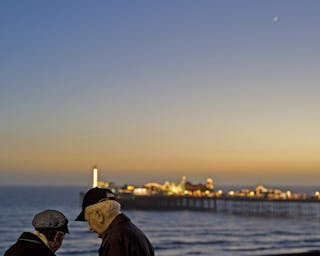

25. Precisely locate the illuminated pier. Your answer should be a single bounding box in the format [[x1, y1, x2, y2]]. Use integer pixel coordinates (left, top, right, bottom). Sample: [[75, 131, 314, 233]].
[[117, 195, 217, 211], [84, 166, 320, 219], [215, 197, 320, 219], [116, 195, 320, 219]]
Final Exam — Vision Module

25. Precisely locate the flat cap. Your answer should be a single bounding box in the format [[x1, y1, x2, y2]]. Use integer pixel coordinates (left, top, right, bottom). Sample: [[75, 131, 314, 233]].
[[32, 209, 69, 234]]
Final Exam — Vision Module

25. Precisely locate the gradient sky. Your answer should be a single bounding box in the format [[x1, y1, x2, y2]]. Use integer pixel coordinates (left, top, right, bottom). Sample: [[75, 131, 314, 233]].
[[1, 0, 320, 186]]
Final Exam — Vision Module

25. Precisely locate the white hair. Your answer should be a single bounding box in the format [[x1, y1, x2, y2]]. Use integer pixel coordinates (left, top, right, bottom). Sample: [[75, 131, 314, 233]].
[[86, 200, 121, 221]]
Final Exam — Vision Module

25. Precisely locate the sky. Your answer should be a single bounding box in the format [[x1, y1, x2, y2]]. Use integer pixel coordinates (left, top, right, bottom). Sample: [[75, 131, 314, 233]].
[[1, 0, 320, 187]]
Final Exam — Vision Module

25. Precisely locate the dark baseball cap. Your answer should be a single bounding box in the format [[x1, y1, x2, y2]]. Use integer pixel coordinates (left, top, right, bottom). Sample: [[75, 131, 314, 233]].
[[32, 209, 69, 234], [75, 187, 115, 221]]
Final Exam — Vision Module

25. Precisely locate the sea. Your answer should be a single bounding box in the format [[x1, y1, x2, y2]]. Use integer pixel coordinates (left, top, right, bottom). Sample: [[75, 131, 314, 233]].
[[0, 186, 320, 256]]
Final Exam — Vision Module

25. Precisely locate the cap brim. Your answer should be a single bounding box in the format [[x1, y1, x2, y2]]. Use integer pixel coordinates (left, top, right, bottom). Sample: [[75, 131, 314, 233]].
[[75, 210, 85, 221], [59, 223, 70, 234]]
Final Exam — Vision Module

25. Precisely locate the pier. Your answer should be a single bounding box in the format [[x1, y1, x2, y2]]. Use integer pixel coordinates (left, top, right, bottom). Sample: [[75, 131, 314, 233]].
[[118, 195, 320, 219], [216, 197, 320, 219], [85, 167, 320, 219], [118, 195, 217, 211]]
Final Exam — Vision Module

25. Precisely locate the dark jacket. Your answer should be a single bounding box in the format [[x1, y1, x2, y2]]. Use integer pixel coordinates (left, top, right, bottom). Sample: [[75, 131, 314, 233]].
[[99, 213, 154, 256], [4, 232, 55, 256]]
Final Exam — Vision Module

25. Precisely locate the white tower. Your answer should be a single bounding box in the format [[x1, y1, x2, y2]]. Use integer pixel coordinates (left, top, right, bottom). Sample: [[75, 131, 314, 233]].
[[92, 166, 98, 188]]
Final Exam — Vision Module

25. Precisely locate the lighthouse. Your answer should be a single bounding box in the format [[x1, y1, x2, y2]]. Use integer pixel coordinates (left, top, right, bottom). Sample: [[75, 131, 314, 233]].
[[92, 166, 98, 188]]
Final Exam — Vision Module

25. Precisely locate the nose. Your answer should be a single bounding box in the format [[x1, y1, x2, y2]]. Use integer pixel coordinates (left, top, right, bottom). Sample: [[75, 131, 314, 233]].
[[87, 223, 94, 232]]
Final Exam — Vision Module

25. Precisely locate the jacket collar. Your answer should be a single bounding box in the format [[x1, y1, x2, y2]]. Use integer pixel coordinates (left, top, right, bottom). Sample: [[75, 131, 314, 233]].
[[101, 213, 130, 239], [33, 230, 49, 247], [18, 232, 47, 246]]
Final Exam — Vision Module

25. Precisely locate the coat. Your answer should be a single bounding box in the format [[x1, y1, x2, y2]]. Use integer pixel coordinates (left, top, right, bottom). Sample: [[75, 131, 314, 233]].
[[99, 213, 155, 256], [4, 232, 55, 256]]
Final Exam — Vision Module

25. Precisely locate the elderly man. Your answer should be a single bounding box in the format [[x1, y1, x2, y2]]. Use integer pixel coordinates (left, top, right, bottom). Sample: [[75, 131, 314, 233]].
[[75, 187, 154, 256], [4, 209, 69, 256]]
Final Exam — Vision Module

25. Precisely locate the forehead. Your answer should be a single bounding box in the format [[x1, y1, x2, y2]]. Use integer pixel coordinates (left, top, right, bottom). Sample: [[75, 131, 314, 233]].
[[84, 208, 90, 220]]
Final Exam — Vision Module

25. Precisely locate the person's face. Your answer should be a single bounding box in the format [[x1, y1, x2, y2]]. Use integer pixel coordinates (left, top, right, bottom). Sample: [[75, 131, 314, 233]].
[[48, 231, 65, 253], [84, 208, 105, 238]]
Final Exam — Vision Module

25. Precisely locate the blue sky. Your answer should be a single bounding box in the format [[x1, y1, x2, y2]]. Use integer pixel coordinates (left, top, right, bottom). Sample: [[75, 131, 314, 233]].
[[1, 1, 320, 186]]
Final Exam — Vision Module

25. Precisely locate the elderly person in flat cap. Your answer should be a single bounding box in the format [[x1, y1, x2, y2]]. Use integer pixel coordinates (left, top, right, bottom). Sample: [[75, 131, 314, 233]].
[[75, 187, 154, 256], [4, 209, 69, 256]]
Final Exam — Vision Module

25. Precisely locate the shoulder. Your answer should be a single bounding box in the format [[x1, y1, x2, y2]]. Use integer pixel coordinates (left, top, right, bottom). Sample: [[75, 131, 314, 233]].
[[5, 232, 55, 256]]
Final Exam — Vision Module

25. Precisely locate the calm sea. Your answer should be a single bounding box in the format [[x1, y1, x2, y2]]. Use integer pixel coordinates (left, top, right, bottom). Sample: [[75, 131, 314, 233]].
[[0, 186, 320, 256]]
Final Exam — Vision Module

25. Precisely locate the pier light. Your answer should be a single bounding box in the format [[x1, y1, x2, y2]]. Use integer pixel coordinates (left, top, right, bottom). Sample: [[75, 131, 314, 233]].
[[92, 167, 98, 188], [133, 188, 148, 196], [171, 186, 178, 194], [286, 191, 291, 198], [315, 191, 320, 197], [228, 191, 234, 196], [126, 185, 135, 191]]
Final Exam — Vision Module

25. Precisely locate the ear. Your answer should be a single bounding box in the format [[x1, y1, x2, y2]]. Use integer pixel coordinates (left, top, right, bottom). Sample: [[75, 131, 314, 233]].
[[95, 209, 105, 224]]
